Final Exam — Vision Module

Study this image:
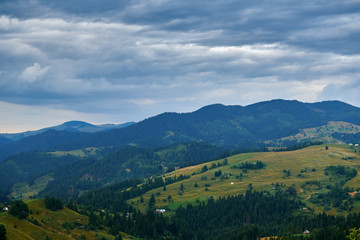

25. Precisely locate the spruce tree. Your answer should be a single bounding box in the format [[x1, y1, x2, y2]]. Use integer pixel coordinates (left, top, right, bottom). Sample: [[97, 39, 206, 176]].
[[0, 224, 6, 240]]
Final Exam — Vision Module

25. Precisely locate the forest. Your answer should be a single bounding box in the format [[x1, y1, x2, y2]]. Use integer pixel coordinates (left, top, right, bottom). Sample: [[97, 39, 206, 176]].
[[70, 187, 360, 240]]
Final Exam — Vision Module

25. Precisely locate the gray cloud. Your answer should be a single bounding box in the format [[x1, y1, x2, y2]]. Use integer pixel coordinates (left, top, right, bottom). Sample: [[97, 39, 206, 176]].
[[0, 0, 360, 131]]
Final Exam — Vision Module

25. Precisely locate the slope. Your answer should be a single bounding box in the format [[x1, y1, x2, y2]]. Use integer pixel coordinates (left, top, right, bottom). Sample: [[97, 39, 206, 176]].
[[64, 100, 360, 150], [0, 121, 135, 141], [128, 144, 360, 214], [0, 199, 133, 240], [0, 130, 91, 162]]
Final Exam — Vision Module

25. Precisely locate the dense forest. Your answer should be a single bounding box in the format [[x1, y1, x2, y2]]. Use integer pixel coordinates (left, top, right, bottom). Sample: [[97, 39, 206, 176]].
[[70, 187, 360, 240]]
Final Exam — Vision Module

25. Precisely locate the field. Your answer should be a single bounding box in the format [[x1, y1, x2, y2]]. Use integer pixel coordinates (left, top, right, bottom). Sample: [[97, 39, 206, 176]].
[[268, 121, 360, 145], [129, 144, 360, 214], [9, 174, 54, 200], [0, 199, 135, 240]]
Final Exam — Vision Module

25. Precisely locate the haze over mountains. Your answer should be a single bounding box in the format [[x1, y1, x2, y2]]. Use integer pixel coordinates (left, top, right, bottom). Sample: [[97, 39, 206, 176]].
[[0, 121, 135, 142]]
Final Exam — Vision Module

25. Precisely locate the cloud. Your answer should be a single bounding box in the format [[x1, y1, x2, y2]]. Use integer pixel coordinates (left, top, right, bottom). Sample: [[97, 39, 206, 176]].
[[20, 63, 49, 82], [0, 0, 360, 131]]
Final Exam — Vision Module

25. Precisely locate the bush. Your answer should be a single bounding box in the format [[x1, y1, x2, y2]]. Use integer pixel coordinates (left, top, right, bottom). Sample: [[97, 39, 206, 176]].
[[9, 200, 29, 219], [45, 196, 63, 211]]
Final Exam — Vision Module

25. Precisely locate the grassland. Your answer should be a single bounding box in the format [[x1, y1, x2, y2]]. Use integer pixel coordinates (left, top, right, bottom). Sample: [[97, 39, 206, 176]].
[[268, 121, 360, 145], [0, 199, 135, 240], [9, 174, 54, 200], [129, 144, 360, 214], [49, 147, 102, 158]]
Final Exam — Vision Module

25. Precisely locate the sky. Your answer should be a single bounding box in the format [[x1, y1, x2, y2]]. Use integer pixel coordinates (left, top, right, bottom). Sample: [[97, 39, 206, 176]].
[[1, 0, 360, 133]]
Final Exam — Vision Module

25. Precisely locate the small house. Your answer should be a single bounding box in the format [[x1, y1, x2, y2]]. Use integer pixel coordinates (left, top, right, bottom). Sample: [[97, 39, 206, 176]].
[[156, 209, 166, 213], [303, 230, 310, 234]]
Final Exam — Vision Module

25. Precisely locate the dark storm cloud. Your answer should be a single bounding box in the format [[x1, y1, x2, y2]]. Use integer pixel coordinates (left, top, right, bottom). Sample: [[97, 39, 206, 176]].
[[0, 0, 360, 132]]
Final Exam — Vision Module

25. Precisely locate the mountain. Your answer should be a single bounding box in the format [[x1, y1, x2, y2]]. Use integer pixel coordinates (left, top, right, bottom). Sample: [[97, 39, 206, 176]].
[[0, 130, 91, 161], [0, 142, 226, 201], [0, 121, 135, 161], [0, 136, 12, 147], [0, 121, 135, 141], [62, 100, 360, 150]]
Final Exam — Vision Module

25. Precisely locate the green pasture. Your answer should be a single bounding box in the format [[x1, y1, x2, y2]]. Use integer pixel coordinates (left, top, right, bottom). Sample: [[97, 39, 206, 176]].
[[129, 144, 360, 214]]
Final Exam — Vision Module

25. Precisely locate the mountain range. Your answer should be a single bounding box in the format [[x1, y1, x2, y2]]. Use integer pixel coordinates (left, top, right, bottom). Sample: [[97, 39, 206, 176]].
[[2, 99, 360, 162], [1, 99, 360, 201], [0, 120, 135, 142], [54, 99, 360, 150]]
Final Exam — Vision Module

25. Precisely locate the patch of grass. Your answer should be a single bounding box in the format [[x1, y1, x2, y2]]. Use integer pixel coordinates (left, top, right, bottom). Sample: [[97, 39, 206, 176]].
[[129, 145, 360, 214], [9, 174, 54, 200], [0, 199, 139, 240]]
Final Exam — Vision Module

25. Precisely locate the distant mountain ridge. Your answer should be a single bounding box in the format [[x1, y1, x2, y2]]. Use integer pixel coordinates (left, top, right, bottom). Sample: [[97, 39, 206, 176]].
[[0, 121, 135, 161], [1, 99, 360, 162], [0, 120, 135, 142], [62, 99, 360, 150]]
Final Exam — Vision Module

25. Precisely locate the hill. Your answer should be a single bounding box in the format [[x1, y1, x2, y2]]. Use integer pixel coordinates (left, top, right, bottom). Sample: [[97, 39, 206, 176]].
[[63, 100, 360, 150], [0, 199, 133, 240], [0, 136, 12, 147], [71, 144, 360, 239], [126, 144, 360, 214], [0, 121, 135, 142], [0, 130, 92, 162], [0, 142, 226, 201], [266, 121, 360, 147]]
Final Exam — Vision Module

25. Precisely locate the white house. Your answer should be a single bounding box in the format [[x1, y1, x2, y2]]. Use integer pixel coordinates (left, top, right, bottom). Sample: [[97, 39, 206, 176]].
[[155, 209, 166, 213]]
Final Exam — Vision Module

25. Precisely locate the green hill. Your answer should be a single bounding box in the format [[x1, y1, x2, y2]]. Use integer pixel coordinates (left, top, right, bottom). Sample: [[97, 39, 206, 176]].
[[128, 144, 360, 214], [266, 121, 360, 147], [0, 142, 226, 201], [0, 199, 136, 240]]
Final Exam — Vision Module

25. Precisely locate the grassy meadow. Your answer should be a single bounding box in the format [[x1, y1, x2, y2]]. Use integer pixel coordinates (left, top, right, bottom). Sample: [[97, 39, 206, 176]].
[[129, 144, 360, 214], [0, 199, 135, 240]]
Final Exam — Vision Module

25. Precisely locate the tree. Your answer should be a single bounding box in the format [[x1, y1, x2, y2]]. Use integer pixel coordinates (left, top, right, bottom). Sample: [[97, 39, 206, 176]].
[[115, 234, 123, 240], [149, 194, 155, 207], [45, 196, 63, 211], [201, 165, 208, 173], [347, 227, 360, 240], [9, 200, 29, 219], [163, 185, 167, 191], [0, 224, 6, 240], [180, 183, 184, 191], [214, 170, 222, 177], [222, 158, 228, 166]]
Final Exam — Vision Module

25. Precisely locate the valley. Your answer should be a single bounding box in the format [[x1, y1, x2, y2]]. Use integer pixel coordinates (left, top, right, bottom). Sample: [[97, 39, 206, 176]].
[[2, 100, 360, 239]]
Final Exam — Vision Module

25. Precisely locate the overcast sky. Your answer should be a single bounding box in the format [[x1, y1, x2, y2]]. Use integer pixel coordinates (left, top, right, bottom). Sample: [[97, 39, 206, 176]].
[[1, 0, 360, 132]]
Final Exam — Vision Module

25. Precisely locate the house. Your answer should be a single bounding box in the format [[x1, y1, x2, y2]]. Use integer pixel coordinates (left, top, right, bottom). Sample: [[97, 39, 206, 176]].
[[3, 207, 8, 212], [355, 144, 359, 147], [303, 230, 310, 234], [155, 209, 166, 213]]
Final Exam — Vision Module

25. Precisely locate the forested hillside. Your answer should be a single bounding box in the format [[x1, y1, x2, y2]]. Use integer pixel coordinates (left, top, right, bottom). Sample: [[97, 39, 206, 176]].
[[60, 100, 360, 150], [0, 142, 226, 201]]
